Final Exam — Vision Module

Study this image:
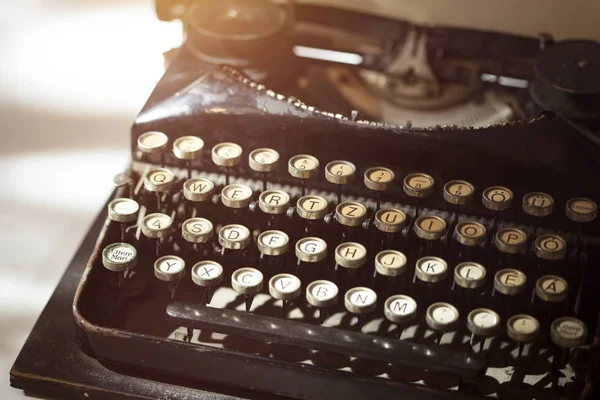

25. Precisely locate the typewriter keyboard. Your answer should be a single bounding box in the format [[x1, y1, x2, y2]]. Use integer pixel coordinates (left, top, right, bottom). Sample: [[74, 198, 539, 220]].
[[89, 131, 600, 399]]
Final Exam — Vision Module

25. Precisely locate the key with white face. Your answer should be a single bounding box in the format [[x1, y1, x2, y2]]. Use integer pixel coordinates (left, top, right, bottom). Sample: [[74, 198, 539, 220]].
[[218, 224, 251, 252], [257, 230, 289, 257], [173, 136, 204, 178], [335, 242, 367, 269], [144, 168, 176, 211], [426, 302, 460, 344], [212, 142, 243, 185], [221, 184, 253, 209], [306, 280, 339, 324], [231, 267, 264, 312], [181, 218, 214, 244], [295, 237, 327, 263], [454, 262, 487, 289], [102, 242, 138, 288], [108, 198, 140, 241], [154, 255, 186, 298], [507, 314, 539, 357], [344, 287, 377, 317], [467, 308, 501, 352], [141, 213, 173, 239], [269, 273, 301, 316], [288, 154, 319, 196], [325, 160, 356, 203], [384, 294, 417, 328], [415, 256, 448, 283], [191, 260, 223, 304], [259, 190, 290, 215], [374, 250, 408, 278], [137, 131, 168, 166], [249, 148, 280, 190], [183, 178, 215, 204]]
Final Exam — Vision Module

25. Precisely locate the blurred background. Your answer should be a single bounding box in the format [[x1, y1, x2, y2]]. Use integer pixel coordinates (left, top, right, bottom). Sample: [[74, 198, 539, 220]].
[[0, 1, 182, 398]]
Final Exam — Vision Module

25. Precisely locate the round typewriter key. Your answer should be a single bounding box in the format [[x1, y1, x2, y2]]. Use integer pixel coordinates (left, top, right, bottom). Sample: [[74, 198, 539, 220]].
[[522, 192, 554, 217], [454, 221, 487, 247], [112, 172, 134, 198], [384, 294, 417, 327], [374, 208, 407, 233], [296, 195, 328, 220], [325, 160, 356, 203], [414, 215, 447, 241], [426, 302, 460, 344], [288, 154, 319, 196], [467, 308, 501, 337], [174, 136, 204, 178], [335, 201, 368, 227], [257, 230, 289, 256], [108, 198, 139, 241], [259, 190, 290, 215], [173, 136, 204, 160], [212, 142, 242, 185], [375, 250, 408, 277], [467, 308, 500, 352], [221, 184, 253, 209], [231, 267, 264, 311], [249, 148, 279, 173], [183, 178, 215, 203], [138, 131, 168, 165], [181, 217, 214, 244], [108, 198, 139, 223], [138, 131, 168, 154], [565, 197, 597, 223], [288, 154, 319, 179], [102, 242, 138, 272], [494, 228, 528, 254], [325, 160, 356, 185], [454, 262, 487, 289], [211, 142, 242, 167], [335, 242, 367, 269], [345, 287, 377, 317], [550, 317, 588, 349], [141, 213, 173, 239], [534, 234, 567, 261], [364, 167, 394, 191], [535, 275, 569, 303], [415, 256, 448, 283], [191, 260, 223, 304], [218, 224, 251, 250], [144, 168, 175, 193], [154, 255, 186, 298], [295, 237, 327, 263], [507, 314, 539, 348], [482, 186, 513, 211], [403, 173, 435, 198], [443, 180, 475, 205], [269, 273, 301, 316], [306, 280, 339, 323], [494, 268, 527, 295]]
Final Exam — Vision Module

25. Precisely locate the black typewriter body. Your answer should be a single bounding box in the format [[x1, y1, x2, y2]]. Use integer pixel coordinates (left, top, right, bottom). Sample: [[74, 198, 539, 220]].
[[13, 1, 600, 399]]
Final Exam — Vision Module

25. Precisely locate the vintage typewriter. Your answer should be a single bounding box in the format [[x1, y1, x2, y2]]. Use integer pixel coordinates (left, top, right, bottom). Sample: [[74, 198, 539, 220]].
[[11, 0, 600, 399]]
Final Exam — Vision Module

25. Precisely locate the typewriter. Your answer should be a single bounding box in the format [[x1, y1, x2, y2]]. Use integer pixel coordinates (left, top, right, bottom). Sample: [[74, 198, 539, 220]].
[[11, 0, 600, 399]]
